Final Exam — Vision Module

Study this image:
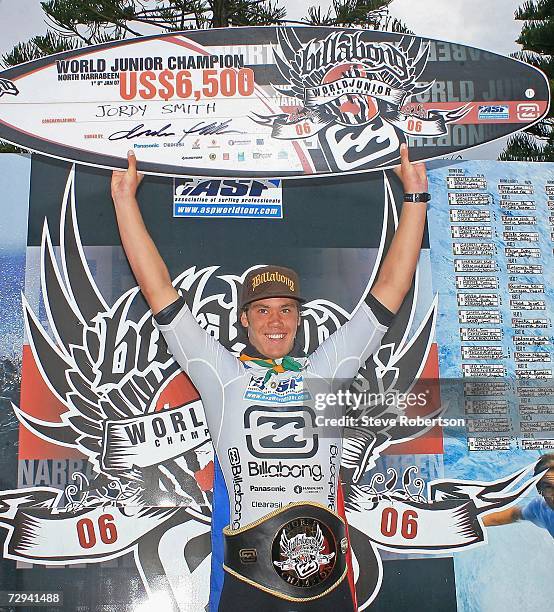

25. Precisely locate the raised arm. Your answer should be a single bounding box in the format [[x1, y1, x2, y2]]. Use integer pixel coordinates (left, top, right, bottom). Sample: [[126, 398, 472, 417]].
[[111, 150, 178, 314], [309, 145, 428, 381], [370, 143, 429, 314], [111, 152, 242, 423], [482, 507, 522, 527]]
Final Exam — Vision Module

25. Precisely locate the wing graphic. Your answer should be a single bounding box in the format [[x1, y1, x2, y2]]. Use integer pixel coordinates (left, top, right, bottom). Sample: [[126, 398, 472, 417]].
[[391, 36, 433, 96], [14, 168, 212, 513], [9, 164, 438, 612], [272, 27, 312, 102]]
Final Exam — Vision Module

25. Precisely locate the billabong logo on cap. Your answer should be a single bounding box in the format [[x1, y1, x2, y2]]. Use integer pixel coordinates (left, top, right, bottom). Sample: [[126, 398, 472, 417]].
[[251, 271, 295, 292], [240, 265, 304, 309]]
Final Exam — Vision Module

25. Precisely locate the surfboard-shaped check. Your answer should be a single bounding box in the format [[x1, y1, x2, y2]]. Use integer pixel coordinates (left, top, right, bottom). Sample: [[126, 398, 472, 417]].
[[0, 27, 549, 177]]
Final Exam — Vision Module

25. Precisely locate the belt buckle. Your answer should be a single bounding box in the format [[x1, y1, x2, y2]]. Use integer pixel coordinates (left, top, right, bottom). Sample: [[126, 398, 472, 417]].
[[271, 515, 337, 589]]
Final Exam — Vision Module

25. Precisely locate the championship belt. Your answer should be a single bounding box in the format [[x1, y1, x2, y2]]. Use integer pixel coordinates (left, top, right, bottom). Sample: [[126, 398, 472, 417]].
[[223, 502, 349, 602]]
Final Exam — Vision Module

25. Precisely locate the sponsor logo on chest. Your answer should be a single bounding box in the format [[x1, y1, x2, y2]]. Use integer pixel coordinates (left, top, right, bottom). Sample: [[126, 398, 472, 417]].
[[244, 372, 311, 403]]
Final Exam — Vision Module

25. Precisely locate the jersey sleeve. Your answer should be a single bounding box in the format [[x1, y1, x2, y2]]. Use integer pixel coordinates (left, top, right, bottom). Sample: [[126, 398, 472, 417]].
[[154, 300, 243, 419], [520, 497, 544, 527], [308, 300, 389, 382]]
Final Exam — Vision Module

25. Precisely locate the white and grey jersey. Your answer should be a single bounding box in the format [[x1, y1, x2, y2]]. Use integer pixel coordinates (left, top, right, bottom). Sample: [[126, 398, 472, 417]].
[[156, 300, 388, 529]]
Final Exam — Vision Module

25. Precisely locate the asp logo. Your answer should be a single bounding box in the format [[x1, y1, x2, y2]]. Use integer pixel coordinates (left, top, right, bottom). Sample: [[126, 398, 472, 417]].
[[175, 178, 278, 198], [244, 405, 319, 458], [173, 177, 283, 218], [244, 372, 311, 404], [478, 105, 510, 120]]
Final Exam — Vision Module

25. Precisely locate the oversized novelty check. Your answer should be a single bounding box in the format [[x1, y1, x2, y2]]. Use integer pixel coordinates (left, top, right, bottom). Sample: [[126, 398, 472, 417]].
[[0, 27, 549, 177]]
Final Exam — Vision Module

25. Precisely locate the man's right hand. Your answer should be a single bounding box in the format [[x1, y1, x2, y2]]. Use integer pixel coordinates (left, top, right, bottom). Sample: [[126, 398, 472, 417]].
[[111, 150, 144, 204], [109, 150, 178, 314]]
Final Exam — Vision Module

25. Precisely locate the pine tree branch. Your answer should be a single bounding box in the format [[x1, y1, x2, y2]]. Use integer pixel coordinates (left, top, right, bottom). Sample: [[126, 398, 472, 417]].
[[499, 131, 554, 161], [515, 0, 554, 21]]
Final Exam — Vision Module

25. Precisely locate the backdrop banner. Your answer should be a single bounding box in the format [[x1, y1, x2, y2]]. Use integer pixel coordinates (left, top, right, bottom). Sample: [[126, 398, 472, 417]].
[[0, 154, 552, 611]]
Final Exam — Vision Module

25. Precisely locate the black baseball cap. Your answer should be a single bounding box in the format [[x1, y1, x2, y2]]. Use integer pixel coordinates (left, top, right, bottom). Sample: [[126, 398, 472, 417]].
[[240, 265, 305, 309]]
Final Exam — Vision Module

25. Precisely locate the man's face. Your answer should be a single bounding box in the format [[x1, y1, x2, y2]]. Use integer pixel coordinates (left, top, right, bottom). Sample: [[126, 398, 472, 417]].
[[240, 297, 301, 359], [539, 468, 554, 510]]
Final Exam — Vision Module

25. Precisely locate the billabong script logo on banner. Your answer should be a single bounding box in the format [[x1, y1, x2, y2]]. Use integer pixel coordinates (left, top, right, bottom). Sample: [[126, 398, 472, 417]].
[[251, 29, 471, 171], [0, 167, 470, 612]]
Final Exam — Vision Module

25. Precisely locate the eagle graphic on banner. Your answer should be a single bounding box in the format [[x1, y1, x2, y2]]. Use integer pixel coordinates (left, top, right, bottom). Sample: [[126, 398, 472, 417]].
[[252, 29, 472, 172]]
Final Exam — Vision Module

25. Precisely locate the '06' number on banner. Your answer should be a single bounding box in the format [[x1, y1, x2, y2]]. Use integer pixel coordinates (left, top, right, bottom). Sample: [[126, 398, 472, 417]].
[[77, 514, 118, 549], [380, 508, 418, 540]]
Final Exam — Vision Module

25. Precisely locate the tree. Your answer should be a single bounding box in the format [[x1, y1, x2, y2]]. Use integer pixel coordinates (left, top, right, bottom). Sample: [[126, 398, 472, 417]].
[[0, 0, 408, 151], [306, 0, 409, 31], [500, 0, 553, 161], [1, 0, 412, 66], [1, 0, 287, 66]]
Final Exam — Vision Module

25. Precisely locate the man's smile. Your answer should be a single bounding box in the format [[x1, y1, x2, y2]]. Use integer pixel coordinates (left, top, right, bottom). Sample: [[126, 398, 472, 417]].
[[266, 332, 287, 340]]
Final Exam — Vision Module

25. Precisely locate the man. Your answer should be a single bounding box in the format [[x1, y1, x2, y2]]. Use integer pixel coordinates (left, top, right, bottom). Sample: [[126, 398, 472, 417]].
[[483, 454, 554, 538], [111, 144, 429, 610]]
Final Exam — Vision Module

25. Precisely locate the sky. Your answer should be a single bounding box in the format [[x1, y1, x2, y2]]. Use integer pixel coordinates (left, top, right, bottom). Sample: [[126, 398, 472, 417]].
[[0, 0, 525, 57], [288, 0, 524, 56]]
